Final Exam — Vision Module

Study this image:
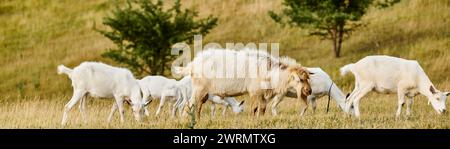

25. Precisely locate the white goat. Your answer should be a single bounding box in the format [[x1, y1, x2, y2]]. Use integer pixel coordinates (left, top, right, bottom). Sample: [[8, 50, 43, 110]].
[[57, 62, 144, 126], [208, 95, 245, 117], [173, 76, 245, 118], [175, 48, 312, 119], [270, 67, 349, 116], [341, 55, 449, 118], [139, 76, 244, 117], [138, 76, 178, 116]]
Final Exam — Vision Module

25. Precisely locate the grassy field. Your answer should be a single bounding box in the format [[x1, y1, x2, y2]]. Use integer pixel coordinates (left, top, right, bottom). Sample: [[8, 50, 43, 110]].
[[1, 94, 450, 128], [0, 0, 449, 128]]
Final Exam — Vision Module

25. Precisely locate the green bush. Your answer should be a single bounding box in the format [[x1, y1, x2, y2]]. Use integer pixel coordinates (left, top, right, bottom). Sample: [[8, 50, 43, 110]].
[[98, 0, 217, 76]]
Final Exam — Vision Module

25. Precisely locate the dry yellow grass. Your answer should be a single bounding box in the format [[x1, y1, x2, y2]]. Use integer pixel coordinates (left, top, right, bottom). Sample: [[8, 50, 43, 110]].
[[0, 0, 449, 128], [1, 93, 450, 128]]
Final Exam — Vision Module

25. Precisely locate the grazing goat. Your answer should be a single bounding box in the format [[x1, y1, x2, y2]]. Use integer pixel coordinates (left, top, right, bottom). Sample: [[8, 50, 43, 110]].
[[208, 95, 245, 117], [173, 76, 245, 118], [138, 76, 178, 116], [57, 62, 144, 126], [139, 76, 244, 117], [341, 55, 449, 118], [270, 67, 349, 116], [175, 48, 312, 119]]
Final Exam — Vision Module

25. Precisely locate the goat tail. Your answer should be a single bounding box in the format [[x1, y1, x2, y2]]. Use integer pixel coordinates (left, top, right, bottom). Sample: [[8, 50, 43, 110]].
[[340, 63, 354, 76], [57, 64, 73, 76]]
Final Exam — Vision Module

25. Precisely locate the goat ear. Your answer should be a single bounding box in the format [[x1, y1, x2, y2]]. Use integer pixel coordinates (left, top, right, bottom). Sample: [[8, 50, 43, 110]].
[[430, 86, 437, 94], [445, 92, 450, 96], [239, 100, 245, 106], [346, 93, 350, 99], [299, 69, 310, 80]]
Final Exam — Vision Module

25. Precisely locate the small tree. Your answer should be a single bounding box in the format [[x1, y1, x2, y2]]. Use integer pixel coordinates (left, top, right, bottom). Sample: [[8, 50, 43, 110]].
[[98, 0, 217, 75], [269, 0, 399, 57]]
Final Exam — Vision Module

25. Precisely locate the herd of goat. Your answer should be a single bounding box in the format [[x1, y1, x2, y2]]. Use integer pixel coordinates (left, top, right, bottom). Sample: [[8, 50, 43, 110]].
[[57, 48, 449, 126]]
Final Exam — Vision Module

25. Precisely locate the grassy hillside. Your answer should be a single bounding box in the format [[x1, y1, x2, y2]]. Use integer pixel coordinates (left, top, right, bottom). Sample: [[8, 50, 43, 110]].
[[0, 0, 116, 98], [0, 0, 449, 128], [1, 0, 448, 98]]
